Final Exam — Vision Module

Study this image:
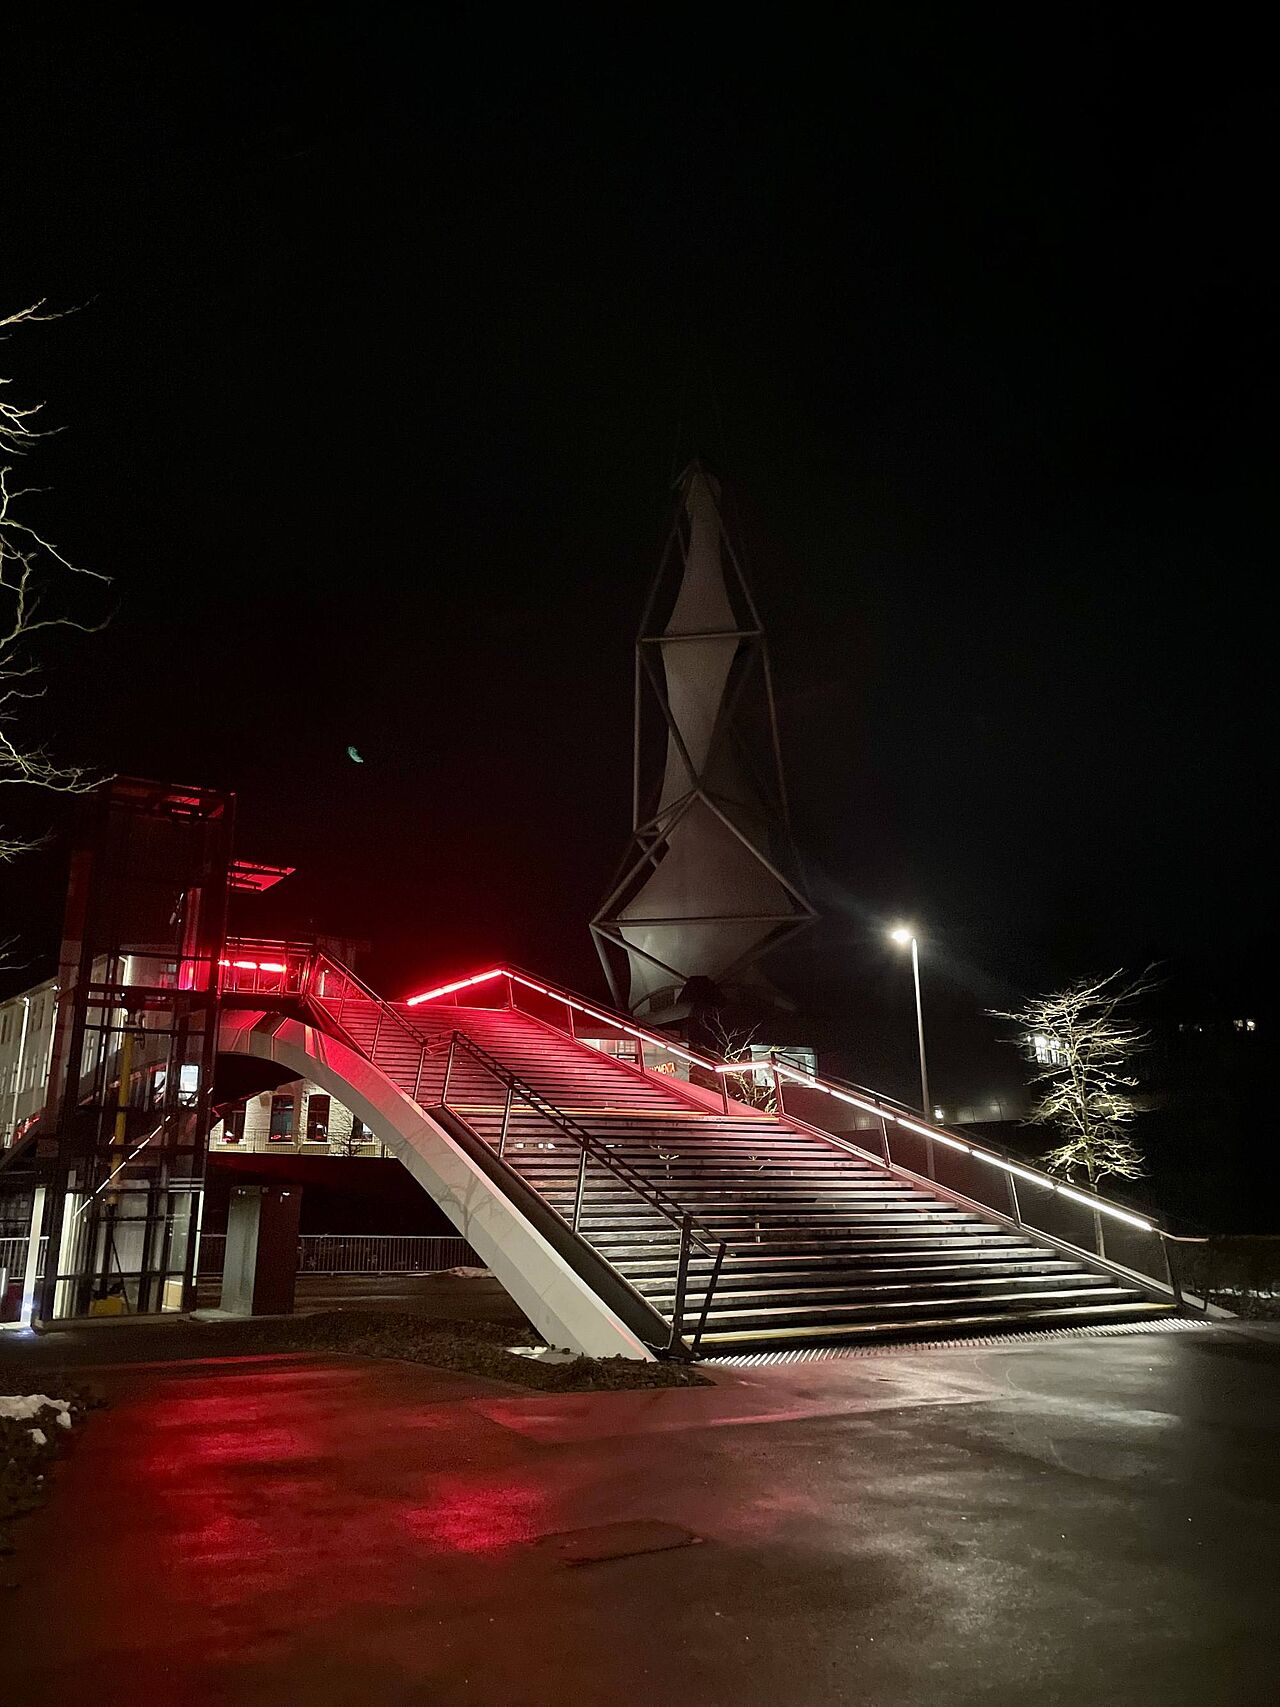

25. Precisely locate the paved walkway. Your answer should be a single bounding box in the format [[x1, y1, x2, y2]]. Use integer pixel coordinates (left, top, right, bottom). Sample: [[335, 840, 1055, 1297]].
[[3, 1323, 1277, 1705]]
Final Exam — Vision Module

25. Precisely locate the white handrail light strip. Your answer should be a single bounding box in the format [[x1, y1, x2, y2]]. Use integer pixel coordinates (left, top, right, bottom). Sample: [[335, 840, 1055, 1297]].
[[505, 972, 710, 1069], [1055, 1183, 1153, 1231], [970, 1150, 1052, 1188], [394, 961, 1161, 1238]]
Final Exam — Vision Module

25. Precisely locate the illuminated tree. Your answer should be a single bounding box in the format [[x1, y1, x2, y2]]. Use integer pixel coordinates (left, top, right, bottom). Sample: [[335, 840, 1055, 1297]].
[[992, 970, 1154, 1187], [1, 302, 106, 861], [705, 1015, 779, 1114]]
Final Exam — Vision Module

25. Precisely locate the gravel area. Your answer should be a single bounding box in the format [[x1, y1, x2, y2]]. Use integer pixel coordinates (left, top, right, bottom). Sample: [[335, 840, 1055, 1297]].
[[205, 1310, 712, 1390], [1, 1389, 100, 1565]]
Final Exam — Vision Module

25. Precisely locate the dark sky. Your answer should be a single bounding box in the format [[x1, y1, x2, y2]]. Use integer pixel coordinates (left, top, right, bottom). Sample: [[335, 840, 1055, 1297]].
[[2, 11, 1272, 1105]]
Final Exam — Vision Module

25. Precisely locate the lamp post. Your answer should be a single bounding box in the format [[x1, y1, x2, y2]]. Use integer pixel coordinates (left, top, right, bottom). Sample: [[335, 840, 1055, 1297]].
[[890, 927, 933, 1173]]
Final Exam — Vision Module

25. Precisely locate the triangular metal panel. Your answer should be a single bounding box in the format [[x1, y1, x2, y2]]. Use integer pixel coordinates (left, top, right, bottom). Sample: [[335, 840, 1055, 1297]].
[[593, 462, 814, 1013]]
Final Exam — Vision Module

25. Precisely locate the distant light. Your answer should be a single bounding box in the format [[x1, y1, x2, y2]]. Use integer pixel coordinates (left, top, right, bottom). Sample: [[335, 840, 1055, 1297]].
[[347, 746, 365, 764], [890, 926, 913, 945]]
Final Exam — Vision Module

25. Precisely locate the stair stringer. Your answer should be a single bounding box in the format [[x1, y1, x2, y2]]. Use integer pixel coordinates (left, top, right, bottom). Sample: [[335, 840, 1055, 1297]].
[[217, 1009, 655, 1360]]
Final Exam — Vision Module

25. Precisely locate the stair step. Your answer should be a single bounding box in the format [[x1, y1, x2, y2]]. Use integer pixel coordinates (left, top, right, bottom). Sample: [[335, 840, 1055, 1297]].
[[643, 1272, 1111, 1308], [696, 1298, 1175, 1348], [626, 1256, 1085, 1286], [677, 1283, 1142, 1329]]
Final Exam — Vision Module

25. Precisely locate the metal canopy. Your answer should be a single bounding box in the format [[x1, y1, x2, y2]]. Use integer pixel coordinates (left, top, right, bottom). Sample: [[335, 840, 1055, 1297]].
[[592, 462, 815, 1014]]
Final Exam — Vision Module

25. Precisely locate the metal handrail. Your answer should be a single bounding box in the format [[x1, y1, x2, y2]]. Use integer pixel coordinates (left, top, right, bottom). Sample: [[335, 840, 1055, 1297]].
[[487, 962, 1171, 1243], [313, 953, 431, 1053], [309, 952, 730, 1353], [314, 955, 726, 1256], [440, 1030, 730, 1356], [294, 949, 1183, 1251], [494, 963, 1198, 1307], [766, 1057, 1167, 1238], [442, 1028, 725, 1258]]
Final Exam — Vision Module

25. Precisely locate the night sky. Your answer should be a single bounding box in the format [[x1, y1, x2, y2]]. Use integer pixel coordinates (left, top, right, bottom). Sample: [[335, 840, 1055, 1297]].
[[2, 13, 1271, 1109]]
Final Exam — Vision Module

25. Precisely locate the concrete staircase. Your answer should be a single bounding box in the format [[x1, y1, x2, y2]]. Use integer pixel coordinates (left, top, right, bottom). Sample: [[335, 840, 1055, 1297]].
[[325, 995, 1173, 1351]]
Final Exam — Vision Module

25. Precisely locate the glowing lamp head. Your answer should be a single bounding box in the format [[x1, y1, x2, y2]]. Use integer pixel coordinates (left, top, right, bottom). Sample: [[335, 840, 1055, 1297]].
[[890, 926, 913, 945]]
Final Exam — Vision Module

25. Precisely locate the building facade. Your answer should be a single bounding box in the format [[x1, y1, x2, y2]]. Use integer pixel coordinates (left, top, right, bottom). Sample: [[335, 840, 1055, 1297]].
[[0, 977, 58, 1151], [1, 973, 382, 1161]]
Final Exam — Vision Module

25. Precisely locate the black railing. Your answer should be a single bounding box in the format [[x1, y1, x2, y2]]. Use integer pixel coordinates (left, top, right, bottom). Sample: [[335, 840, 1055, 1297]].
[[440, 1029, 730, 1355]]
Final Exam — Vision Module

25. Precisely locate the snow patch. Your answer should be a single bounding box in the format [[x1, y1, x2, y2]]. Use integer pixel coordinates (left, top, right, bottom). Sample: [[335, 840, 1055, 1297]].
[[506, 1345, 576, 1364], [1, 1394, 73, 1425], [1, 1393, 74, 1444]]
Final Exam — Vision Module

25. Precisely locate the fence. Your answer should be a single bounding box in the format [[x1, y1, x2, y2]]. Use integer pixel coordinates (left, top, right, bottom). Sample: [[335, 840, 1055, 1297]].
[[0, 1234, 44, 1279], [0, 1235, 46, 1323], [196, 1233, 477, 1278]]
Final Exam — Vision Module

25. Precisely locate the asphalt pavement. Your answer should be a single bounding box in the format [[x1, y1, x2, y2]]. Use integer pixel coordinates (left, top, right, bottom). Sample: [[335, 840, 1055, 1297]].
[[2, 1319, 1276, 1706]]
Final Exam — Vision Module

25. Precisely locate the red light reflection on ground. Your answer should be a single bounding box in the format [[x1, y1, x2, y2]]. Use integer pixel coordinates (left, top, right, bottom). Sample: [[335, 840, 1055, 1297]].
[[403, 1475, 549, 1553]]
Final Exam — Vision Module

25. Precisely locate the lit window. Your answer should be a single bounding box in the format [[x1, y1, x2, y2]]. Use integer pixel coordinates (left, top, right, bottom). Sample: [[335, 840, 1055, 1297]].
[[1029, 1033, 1066, 1066], [305, 1095, 331, 1142], [745, 1044, 818, 1088], [221, 1104, 246, 1144]]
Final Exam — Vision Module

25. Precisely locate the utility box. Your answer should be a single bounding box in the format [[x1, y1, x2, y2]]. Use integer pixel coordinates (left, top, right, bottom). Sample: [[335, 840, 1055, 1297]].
[[219, 1185, 301, 1316]]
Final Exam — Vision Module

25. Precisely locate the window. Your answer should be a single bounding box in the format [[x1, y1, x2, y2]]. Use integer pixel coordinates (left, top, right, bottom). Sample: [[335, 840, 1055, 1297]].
[[268, 1095, 295, 1142], [304, 1095, 331, 1142], [222, 1103, 246, 1144], [745, 1043, 817, 1089], [349, 1116, 369, 1144], [1030, 1033, 1066, 1067]]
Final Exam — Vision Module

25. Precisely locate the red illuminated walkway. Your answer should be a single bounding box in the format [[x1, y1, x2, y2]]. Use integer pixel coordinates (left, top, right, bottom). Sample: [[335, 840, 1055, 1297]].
[[3, 1324, 1276, 1705]]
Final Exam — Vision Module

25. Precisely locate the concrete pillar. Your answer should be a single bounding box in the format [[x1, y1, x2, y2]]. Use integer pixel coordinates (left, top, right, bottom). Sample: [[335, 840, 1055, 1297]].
[[218, 1184, 301, 1316]]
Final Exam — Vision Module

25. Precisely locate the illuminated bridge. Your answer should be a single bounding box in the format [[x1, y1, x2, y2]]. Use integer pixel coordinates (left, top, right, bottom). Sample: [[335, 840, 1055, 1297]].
[[216, 946, 1182, 1360]]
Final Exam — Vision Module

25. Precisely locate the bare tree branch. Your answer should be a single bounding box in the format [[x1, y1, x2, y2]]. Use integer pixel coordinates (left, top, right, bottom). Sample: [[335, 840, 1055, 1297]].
[[705, 1015, 779, 1114], [0, 304, 110, 862]]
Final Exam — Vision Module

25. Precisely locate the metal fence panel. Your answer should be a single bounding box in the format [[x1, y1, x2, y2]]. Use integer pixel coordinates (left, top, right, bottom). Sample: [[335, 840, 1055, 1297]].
[[196, 1233, 477, 1278]]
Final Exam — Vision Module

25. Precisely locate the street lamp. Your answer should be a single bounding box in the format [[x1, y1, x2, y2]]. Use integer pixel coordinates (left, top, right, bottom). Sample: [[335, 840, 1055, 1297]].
[[889, 926, 931, 1121]]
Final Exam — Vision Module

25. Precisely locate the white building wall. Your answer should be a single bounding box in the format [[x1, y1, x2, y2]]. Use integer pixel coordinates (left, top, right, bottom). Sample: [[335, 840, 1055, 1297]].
[[210, 1077, 385, 1158], [0, 977, 58, 1149]]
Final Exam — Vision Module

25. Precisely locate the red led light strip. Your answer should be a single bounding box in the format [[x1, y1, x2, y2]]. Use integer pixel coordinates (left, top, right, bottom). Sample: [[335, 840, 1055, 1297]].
[[405, 968, 505, 1006]]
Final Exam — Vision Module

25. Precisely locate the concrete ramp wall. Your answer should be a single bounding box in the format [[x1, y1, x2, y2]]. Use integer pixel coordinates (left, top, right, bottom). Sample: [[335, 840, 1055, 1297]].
[[217, 1010, 654, 1359]]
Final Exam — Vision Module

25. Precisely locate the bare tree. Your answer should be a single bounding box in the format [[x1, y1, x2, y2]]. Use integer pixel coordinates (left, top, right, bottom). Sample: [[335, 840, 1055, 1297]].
[[327, 1122, 367, 1159], [705, 1015, 778, 1114], [992, 970, 1155, 1187], [1, 302, 107, 862]]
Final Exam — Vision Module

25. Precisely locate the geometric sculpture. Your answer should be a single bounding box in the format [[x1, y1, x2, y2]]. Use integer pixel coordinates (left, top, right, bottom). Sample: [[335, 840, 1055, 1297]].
[[592, 461, 815, 1015]]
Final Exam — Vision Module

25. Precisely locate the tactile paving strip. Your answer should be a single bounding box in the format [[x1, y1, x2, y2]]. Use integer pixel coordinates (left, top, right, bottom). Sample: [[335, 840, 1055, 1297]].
[[702, 1315, 1207, 1365]]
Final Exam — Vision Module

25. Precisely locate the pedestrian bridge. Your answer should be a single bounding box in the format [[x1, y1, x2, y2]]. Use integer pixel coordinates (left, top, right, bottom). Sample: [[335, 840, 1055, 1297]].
[[217, 949, 1184, 1359]]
